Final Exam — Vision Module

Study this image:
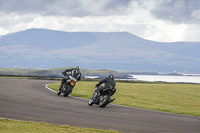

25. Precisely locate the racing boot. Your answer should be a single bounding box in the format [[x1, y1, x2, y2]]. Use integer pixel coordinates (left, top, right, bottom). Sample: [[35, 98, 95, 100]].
[[57, 85, 62, 95], [109, 98, 115, 103], [57, 80, 65, 95], [57, 90, 61, 95]]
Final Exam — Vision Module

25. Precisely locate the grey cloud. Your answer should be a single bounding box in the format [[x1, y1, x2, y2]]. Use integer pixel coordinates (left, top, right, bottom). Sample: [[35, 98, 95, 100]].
[[103, 0, 131, 12], [151, 0, 200, 23], [0, 0, 132, 16], [0, 0, 48, 14]]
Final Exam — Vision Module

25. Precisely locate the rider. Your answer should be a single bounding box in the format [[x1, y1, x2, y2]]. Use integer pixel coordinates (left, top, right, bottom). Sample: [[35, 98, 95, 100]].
[[95, 74, 116, 102], [57, 65, 81, 95]]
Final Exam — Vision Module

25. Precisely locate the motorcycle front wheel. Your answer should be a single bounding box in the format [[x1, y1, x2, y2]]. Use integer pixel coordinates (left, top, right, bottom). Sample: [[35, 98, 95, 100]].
[[88, 98, 94, 106]]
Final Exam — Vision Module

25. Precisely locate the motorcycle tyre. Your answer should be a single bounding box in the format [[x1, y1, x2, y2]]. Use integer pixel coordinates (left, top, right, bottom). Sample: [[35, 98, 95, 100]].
[[63, 86, 73, 97], [99, 95, 110, 108], [88, 98, 94, 106]]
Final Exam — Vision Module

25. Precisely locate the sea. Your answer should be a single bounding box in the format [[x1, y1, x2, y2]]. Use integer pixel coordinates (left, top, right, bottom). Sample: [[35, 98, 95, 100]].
[[128, 75, 200, 84]]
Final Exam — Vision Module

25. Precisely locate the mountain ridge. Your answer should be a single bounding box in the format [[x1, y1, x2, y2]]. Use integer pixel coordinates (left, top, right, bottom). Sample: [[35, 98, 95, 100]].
[[0, 28, 200, 73]]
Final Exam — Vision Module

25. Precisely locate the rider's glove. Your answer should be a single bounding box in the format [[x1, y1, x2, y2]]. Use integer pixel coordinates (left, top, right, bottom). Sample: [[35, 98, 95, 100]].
[[62, 72, 66, 76]]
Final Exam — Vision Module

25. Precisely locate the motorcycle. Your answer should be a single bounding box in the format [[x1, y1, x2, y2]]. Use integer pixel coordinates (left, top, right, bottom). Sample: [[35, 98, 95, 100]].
[[58, 75, 77, 97], [88, 86, 116, 108]]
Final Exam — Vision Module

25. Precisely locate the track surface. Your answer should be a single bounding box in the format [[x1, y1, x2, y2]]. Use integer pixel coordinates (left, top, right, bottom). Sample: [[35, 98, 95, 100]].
[[0, 78, 199, 133]]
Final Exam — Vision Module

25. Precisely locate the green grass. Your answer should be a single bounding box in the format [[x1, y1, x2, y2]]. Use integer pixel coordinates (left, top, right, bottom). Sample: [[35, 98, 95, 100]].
[[0, 75, 62, 80], [0, 118, 122, 133], [0, 76, 29, 79], [49, 81, 200, 117]]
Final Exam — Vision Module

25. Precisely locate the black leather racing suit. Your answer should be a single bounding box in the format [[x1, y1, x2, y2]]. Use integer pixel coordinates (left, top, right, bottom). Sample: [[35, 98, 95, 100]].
[[96, 77, 116, 96]]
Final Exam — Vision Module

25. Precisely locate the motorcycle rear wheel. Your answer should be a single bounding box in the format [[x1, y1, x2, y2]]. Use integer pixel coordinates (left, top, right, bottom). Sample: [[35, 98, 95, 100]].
[[99, 95, 110, 108], [63, 86, 73, 97]]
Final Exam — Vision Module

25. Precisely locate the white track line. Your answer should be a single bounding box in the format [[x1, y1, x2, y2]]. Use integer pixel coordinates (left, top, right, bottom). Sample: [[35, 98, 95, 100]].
[[45, 84, 200, 118], [45, 84, 57, 93], [45, 84, 87, 100]]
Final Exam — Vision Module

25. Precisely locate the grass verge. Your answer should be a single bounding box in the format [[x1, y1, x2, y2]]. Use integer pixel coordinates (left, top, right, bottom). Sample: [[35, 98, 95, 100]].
[[49, 81, 200, 117], [0, 118, 122, 133]]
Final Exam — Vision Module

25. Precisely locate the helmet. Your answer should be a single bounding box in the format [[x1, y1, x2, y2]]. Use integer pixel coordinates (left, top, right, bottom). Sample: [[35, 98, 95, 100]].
[[108, 74, 114, 79], [74, 65, 80, 70]]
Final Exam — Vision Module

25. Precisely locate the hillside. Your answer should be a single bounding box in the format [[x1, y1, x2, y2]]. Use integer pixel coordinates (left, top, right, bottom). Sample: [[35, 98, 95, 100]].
[[0, 28, 200, 73], [0, 67, 130, 79]]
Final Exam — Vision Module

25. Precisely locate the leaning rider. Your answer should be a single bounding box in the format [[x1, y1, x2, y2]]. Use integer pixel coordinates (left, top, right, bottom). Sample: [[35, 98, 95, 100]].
[[95, 74, 116, 103], [57, 66, 81, 95]]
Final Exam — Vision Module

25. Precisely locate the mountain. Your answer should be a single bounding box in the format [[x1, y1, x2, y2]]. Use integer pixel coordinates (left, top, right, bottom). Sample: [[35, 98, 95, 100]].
[[0, 67, 131, 79], [0, 28, 200, 73]]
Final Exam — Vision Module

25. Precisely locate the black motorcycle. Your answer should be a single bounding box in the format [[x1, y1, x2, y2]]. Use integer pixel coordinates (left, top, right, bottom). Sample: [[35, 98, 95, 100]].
[[59, 75, 77, 97], [88, 86, 116, 108]]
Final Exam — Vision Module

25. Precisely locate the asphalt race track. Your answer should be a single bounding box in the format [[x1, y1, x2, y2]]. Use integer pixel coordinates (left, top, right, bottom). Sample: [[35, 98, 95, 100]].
[[0, 78, 200, 133]]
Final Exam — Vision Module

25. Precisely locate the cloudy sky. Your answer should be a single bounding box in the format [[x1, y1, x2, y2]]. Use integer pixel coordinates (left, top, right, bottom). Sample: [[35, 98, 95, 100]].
[[0, 0, 200, 42]]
